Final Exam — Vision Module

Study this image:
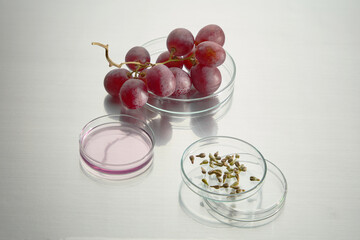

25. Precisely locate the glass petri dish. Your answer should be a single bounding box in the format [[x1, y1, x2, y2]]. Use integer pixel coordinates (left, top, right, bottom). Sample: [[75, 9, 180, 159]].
[[203, 159, 287, 227], [142, 37, 236, 116], [180, 136, 267, 202], [178, 180, 230, 228], [79, 114, 155, 180]]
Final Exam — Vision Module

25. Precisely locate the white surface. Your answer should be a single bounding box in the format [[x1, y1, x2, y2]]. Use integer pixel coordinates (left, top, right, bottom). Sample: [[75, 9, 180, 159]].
[[0, 0, 359, 239]]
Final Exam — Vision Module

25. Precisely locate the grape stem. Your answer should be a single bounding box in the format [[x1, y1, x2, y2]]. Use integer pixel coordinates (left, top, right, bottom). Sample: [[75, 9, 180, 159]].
[[155, 56, 186, 66], [92, 42, 122, 68], [92, 42, 194, 69], [92, 42, 150, 68]]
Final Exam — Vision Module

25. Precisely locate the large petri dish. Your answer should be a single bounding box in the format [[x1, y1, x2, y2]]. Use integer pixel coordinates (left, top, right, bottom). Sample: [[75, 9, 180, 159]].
[[142, 37, 236, 116]]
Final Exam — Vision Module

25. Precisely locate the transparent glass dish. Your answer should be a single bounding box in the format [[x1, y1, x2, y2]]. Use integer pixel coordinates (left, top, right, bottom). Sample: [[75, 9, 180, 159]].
[[79, 114, 155, 180], [142, 37, 236, 116], [179, 136, 287, 227], [181, 136, 267, 202], [204, 159, 287, 227]]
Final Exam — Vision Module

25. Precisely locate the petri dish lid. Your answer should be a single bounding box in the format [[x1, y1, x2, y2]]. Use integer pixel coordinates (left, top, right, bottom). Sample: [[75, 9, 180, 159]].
[[203, 159, 287, 227], [79, 114, 155, 180]]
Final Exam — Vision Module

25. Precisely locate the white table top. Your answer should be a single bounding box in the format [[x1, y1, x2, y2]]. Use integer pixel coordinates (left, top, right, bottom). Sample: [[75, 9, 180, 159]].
[[0, 0, 359, 239]]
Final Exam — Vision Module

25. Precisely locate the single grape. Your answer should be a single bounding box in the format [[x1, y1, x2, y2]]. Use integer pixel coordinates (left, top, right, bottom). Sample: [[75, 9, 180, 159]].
[[190, 64, 222, 95], [166, 28, 194, 57], [146, 64, 176, 97], [195, 24, 225, 46], [120, 79, 149, 109], [125, 46, 150, 71], [169, 67, 192, 97], [183, 47, 198, 71], [156, 51, 183, 69], [195, 41, 226, 67], [104, 68, 130, 97]]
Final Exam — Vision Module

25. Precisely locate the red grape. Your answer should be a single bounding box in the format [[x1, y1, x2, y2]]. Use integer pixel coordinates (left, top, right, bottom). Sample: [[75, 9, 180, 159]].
[[195, 24, 225, 46], [104, 68, 130, 97], [166, 28, 194, 57], [146, 64, 176, 97], [169, 67, 192, 97], [120, 79, 149, 109], [195, 41, 226, 67], [156, 51, 183, 69], [190, 64, 222, 95], [125, 46, 150, 71]]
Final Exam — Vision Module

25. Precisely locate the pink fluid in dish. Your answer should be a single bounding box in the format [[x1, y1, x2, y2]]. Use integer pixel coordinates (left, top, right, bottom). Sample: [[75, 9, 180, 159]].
[[80, 123, 153, 174]]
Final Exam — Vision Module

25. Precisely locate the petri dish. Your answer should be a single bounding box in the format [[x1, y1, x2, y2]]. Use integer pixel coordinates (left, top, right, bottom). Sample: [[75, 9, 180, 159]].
[[142, 37, 236, 116], [180, 136, 267, 202], [180, 137, 287, 227], [79, 114, 155, 180], [204, 159, 287, 227]]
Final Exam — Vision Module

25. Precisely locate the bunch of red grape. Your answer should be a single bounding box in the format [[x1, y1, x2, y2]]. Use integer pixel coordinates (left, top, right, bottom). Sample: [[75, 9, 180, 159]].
[[96, 24, 226, 109]]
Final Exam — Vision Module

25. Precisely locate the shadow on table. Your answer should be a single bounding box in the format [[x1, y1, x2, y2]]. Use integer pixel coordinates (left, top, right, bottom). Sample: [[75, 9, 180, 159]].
[[103, 92, 233, 146]]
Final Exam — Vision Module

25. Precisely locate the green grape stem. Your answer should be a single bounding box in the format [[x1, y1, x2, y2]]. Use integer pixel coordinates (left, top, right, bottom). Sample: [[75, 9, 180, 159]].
[[92, 42, 194, 71]]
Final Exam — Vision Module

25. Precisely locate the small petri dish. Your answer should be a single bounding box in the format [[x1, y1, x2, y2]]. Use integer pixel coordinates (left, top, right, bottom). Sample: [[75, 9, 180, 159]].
[[142, 37, 236, 116], [79, 114, 155, 180], [180, 136, 267, 202], [203, 159, 287, 227]]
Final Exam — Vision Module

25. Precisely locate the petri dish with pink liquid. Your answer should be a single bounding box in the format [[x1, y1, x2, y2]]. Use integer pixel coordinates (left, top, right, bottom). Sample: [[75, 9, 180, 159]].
[[79, 114, 155, 180]]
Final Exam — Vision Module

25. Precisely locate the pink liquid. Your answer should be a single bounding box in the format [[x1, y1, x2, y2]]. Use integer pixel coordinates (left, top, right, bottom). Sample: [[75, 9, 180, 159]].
[[80, 124, 153, 174]]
